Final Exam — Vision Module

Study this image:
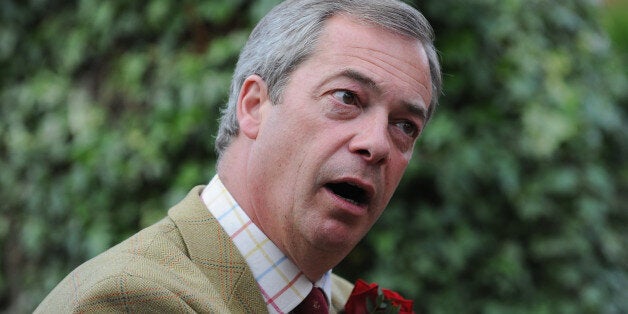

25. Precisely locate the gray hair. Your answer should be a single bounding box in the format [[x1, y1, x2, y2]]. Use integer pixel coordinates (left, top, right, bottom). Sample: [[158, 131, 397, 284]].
[[215, 0, 442, 157]]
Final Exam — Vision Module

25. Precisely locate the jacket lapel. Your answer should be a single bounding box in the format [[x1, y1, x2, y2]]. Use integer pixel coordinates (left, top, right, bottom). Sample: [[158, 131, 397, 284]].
[[167, 186, 267, 312]]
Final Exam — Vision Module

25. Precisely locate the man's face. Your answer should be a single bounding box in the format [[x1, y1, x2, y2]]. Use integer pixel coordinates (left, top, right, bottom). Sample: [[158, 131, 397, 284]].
[[245, 15, 432, 263]]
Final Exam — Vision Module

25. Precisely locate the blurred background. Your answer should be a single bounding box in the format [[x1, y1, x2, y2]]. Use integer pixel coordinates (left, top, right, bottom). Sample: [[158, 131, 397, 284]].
[[1, 0, 627, 312]]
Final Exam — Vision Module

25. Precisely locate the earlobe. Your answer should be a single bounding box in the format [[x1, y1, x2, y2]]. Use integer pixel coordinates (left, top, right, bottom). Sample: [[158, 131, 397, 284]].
[[237, 75, 270, 139]]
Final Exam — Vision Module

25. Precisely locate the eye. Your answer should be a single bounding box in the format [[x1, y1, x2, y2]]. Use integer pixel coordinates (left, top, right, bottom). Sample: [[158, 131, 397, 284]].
[[394, 121, 419, 137], [332, 90, 358, 106]]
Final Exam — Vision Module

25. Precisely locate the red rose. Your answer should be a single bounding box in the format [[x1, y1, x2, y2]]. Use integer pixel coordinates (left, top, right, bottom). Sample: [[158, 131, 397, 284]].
[[344, 279, 379, 313], [344, 279, 415, 314], [382, 288, 414, 314]]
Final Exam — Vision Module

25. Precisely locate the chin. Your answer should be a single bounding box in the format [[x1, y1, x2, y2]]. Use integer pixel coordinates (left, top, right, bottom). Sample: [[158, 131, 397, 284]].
[[309, 220, 365, 254]]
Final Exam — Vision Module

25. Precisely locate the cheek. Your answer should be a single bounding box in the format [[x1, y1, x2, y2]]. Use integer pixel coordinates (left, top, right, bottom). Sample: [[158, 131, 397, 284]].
[[385, 156, 411, 189]]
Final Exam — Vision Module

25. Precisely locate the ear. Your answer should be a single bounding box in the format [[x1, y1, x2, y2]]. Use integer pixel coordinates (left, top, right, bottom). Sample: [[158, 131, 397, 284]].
[[237, 75, 270, 139]]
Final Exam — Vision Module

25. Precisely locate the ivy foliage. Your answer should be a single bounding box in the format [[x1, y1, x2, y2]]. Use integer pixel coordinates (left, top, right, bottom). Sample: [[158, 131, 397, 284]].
[[1, 0, 276, 311], [1, 0, 626, 312], [355, 0, 628, 313]]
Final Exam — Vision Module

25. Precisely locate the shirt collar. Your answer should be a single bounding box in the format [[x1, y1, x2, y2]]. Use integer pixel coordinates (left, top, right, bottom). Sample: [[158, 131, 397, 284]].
[[200, 175, 332, 313]]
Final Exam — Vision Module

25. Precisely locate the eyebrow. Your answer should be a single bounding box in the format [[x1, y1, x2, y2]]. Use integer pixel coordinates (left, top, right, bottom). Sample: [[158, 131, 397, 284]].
[[337, 69, 428, 121], [341, 69, 381, 94]]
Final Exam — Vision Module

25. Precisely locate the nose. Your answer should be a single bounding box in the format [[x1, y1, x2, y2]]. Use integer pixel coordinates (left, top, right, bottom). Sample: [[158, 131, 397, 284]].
[[349, 115, 391, 165]]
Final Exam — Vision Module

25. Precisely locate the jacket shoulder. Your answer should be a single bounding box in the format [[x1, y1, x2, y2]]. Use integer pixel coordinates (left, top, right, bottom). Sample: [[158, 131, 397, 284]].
[[35, 217, 215, 312], [36, 186, 265, 313]]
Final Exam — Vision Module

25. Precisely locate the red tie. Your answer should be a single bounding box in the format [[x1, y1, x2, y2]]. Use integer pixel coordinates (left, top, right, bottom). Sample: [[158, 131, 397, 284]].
[[292, 287, 329, 314]]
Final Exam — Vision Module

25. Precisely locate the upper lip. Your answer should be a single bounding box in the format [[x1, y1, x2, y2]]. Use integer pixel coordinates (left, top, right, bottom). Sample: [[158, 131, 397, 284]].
[[324, 177, 375, 206]]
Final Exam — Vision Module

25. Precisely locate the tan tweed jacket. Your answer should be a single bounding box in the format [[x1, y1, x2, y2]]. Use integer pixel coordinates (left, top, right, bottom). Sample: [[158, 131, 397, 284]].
[[36, 186, 353, 313]]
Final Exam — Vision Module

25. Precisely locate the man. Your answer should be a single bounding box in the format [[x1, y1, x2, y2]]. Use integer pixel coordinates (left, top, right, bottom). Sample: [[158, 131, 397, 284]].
[[37, 0, 441, 312]]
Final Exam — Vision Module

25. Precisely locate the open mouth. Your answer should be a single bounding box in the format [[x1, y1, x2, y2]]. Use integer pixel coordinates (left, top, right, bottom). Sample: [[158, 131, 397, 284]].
[[325, 182, 370, 207]]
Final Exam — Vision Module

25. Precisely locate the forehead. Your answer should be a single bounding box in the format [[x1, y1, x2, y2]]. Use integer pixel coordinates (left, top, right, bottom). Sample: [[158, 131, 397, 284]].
[[308, 15, 432, 110]]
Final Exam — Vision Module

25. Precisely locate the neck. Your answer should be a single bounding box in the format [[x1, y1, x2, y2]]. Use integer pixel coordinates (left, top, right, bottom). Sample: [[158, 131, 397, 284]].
[[218, 141, 344, 282]]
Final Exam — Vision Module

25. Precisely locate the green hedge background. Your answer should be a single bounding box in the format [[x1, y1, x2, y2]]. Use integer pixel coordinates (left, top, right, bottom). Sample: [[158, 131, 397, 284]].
[[1, 0, 627, 312]]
